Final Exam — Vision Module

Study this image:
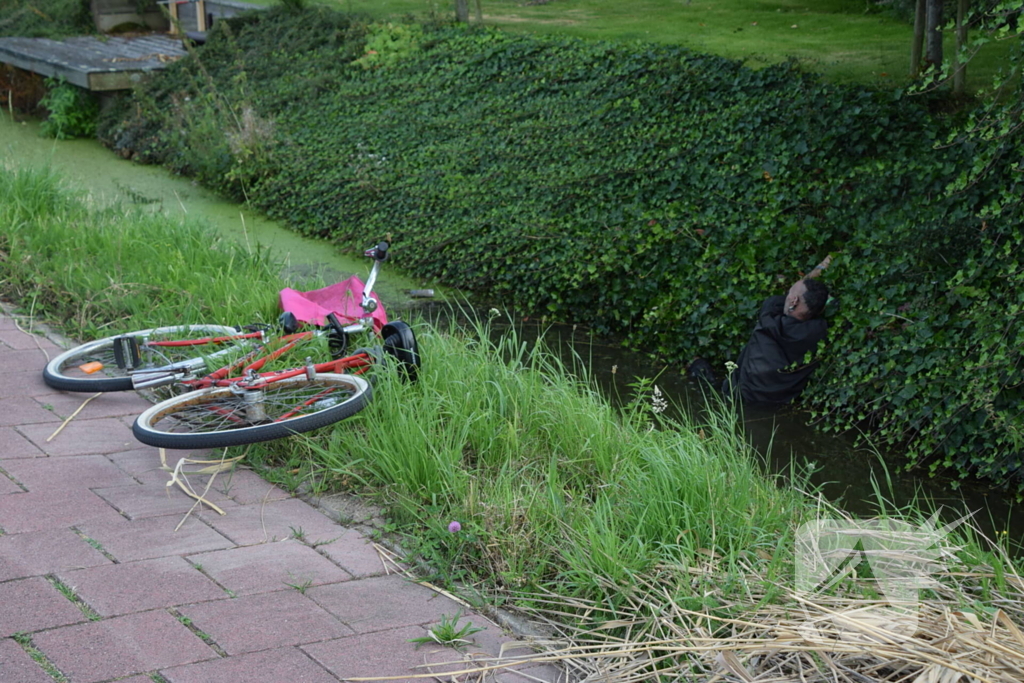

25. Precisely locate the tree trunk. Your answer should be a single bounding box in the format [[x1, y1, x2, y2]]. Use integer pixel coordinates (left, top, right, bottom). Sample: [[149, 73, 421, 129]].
[[925, 0, 943, 68], [952, 0, 968, 94], [911, 0, 926, 76], [455, 0, 469, 22], [475, 0, 483, 23]]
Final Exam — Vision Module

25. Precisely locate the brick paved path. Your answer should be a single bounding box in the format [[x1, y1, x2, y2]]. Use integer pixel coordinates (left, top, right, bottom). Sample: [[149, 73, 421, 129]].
[[0, 312, 565, 682]]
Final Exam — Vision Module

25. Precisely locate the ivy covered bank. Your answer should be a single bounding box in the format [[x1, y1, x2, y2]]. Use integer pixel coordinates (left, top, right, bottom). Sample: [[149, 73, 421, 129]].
[[97, 8, 1024, 492]]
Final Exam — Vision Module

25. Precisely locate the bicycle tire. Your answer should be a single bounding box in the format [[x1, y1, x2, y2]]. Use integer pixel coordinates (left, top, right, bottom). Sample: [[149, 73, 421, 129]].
[[43, 325, 244, 393], [132, 373, 372, 449], [380, 321, 421, 382]]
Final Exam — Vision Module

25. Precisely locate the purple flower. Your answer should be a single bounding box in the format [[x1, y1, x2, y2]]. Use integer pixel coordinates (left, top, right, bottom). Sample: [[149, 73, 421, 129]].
[[448, 521, 462, 533]]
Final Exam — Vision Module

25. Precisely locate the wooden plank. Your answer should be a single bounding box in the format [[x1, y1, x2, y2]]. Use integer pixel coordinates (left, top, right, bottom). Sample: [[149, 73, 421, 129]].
[[88, 70, 143, 91], [0, 43, 91, 88], [0, 35, 186, 91]]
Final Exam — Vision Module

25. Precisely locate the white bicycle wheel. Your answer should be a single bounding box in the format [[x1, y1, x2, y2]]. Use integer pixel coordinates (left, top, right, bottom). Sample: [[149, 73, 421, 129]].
[[132, 373, 372, 449], [43, 325, 248, 393]]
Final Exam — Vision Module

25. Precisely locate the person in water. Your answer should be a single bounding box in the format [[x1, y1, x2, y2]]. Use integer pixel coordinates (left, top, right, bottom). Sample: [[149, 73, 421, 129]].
[[690, 255, 832, 407]]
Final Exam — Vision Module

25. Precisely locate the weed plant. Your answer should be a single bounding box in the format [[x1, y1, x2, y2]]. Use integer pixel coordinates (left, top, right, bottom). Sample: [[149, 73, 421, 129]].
[[409, 610, 484, 650], [39, 78, 99, 140]]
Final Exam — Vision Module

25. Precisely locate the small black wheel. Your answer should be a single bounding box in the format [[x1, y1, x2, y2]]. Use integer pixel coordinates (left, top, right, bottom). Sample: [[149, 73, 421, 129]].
[[132, 373, 372, 449], [380, 321, 420, 382], [43, 325, 243, 393]]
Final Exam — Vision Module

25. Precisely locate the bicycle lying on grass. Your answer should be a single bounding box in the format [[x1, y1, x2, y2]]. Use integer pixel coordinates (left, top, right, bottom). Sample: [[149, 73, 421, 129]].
[[42, 242, 420, 449]]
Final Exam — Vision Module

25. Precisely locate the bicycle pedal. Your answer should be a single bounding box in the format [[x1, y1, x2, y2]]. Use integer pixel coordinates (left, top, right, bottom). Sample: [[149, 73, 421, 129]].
[[112, 335, 142, 370]]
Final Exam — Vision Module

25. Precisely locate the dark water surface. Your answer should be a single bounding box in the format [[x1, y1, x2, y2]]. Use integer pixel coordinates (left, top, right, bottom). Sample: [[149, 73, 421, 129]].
[[4, 115, 1018, 543]]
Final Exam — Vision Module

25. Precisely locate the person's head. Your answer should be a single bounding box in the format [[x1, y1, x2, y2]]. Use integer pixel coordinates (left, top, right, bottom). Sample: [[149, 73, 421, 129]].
[[785, 279, 829, 321]]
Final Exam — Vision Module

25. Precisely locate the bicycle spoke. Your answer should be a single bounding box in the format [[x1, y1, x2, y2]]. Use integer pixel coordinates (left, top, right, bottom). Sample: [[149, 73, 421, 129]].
[[150, 380, 359, 434]]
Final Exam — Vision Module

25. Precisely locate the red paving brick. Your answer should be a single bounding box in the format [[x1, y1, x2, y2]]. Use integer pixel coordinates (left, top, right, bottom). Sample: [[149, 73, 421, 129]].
[[302, 624, 472, 682], [106, 447, 178, 485], [315, 526, 388, 578], [42, 390, 152, 420], [77, 513, 234, 563], [0, 528, 112, 581], [0, 637, 53, 683], [177, 590, 353, 655], [307, 574, 460, 634], [209, 467, 292, 505], [1, 454, 138, 491], [0, 487, 128, 533], [187, 539, 351, 596], [0, 326, 60, 351], [91, 482, 234, 520], [0, 472, 21, 495], [0, 370, 60, 400], [0, 576, 87, 636], [200, 497, 347, 546], [0, 349, 55, 374], [32, 609, 218, 683], [0, 398, 63, 427], [0, 426, 46, 459], [161, 646, 338, 683], [303, 610, 562, 682], [57, 556, 228, 617], [495, 661, 570, 682], [19, 416, 138, 456]]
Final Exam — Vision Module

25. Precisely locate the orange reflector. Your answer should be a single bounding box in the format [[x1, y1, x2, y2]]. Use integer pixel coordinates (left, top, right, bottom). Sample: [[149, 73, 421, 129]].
[[79, 362, 104, 374]]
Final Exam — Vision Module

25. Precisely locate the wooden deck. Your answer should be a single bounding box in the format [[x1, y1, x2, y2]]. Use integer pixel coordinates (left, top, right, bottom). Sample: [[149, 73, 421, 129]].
[[0, 34, 187, 91]]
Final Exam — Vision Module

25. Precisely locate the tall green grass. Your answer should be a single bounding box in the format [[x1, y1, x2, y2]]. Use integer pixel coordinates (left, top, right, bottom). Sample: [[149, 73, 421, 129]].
[[285, 314, 815, 601], [0, 164, 294, 339]]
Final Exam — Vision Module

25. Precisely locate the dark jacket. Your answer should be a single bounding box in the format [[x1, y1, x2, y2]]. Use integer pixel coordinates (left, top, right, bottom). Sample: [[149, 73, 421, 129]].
[[729, 296, 827, 406]]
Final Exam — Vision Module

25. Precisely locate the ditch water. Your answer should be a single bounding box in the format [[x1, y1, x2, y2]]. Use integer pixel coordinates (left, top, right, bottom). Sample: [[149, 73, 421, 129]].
[[2, 114, 1019, 541]]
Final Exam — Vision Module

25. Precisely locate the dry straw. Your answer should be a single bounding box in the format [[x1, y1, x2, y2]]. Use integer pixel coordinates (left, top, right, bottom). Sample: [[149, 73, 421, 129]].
[[508, 557, 1024, 683], [341, 555, 1024, 682]]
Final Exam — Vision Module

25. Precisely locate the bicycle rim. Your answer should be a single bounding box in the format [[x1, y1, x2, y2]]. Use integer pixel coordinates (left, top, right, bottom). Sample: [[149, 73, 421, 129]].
[[132, 373, 372, 449], [43, 325, 245, 393]]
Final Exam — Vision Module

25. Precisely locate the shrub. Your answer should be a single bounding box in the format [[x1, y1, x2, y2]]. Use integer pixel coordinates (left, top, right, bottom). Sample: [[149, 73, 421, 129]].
[[39, 78, 99, 140], [0, 0, 94, 39]]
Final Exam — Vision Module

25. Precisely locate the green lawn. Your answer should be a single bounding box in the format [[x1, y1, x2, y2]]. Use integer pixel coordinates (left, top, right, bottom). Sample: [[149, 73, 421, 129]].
[[297, 0, 1014, 89]]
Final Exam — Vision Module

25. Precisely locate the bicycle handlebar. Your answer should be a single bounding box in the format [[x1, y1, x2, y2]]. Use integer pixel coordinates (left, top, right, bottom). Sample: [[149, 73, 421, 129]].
[[364, 241, 389, 262]]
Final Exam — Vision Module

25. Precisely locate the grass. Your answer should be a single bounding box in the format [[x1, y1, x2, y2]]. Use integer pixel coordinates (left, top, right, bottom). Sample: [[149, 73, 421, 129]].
[[4, 162, 1022, 680], [287, 0, 1017, 89], [0, 163, 302, 341], [11, 632, 69, 682], [285, 577, 315, 593], [270, 312, 829, 600], [171, 611, 224, 654], [75, 530, 117, 562], [47, 575, 102, 621]]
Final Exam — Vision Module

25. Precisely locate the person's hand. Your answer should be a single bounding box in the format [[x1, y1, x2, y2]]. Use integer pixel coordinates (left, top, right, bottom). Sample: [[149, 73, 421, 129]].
[[817, 254, 832, 271]]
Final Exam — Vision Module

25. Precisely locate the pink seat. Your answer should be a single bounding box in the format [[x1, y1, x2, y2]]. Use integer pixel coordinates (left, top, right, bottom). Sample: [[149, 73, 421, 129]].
[[279, 276, 388, 334]]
